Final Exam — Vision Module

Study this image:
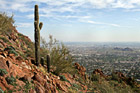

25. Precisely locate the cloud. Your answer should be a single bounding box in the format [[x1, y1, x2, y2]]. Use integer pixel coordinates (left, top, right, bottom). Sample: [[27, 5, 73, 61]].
[[0, 0, 33, 12], [0, 0, 140, 27], [80, 20, 120, 27], [27, 14, 34, 19], [1, 0, 140, 13], [16, 23, 32, 28], [1, 0, 140, 19]]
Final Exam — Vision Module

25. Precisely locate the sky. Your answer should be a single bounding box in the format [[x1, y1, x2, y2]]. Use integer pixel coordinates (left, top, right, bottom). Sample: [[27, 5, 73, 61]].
[[0, 0, 140, 42]]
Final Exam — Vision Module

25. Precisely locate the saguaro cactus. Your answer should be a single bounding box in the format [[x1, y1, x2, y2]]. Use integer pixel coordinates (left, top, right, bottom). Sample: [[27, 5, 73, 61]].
[[46, 54, 50, 73], [41, 57, 44, 66], [34, 5, 43, 66]]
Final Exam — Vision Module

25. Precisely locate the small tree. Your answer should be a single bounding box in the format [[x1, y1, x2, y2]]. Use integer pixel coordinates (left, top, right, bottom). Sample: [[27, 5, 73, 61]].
[[40, 35, 76, 75], [0, 12, 14, 34]]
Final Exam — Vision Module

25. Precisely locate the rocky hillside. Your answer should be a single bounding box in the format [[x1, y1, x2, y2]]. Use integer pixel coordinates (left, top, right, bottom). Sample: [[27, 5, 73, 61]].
[[0, 13, 140, 93]]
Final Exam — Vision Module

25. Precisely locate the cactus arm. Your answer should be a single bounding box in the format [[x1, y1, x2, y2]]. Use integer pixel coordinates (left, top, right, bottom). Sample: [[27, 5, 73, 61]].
[[35, 5, 39, 23], [39, 22, 43, 30]]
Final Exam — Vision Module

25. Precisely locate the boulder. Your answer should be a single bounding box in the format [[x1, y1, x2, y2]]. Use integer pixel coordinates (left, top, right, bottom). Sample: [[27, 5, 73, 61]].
[[56, 81, 68, 92], [32, 72, 46, 86], [34, 81, 45, 93], [0, 76, 13, 90], [74, 63, 86, 79], [93, 69, 106, 78]]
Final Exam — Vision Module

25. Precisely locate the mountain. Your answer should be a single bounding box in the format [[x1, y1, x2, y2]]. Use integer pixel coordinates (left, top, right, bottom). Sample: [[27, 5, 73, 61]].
[[0, 13, 139, 93]]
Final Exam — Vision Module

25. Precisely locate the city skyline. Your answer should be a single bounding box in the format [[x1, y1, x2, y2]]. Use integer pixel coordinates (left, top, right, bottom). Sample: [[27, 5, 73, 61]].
[[0, 0, 140, 42]]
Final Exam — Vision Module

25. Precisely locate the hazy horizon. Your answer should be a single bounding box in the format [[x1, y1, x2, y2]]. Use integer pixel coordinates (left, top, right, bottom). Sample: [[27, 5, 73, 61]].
[[1, 0, 140, 42]]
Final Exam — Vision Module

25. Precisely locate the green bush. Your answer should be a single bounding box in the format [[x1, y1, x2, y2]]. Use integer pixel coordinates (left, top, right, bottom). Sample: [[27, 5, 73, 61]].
[[0, 87, 4, 93], [6, 76, 16, 85], [4, 46, 18, 56], [0, 69, 8, 76], [72, 84, 82, 90], [4, 46, 15, 51], [23, 81, 34, 93], [59, 75, 70, 83], [8, 50, 18, 56], [0, 12, 14, 34], [91, 74, 100, 81], [111, 72, 119, 81], [40, 36, 76, 75], [0, 37, 9, 42]]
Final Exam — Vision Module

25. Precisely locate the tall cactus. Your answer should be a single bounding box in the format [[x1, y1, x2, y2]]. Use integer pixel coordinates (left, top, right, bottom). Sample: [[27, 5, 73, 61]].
[[46, 54, 51, 73], [41, 57, 44, 66], [34, 5, 43, 66]]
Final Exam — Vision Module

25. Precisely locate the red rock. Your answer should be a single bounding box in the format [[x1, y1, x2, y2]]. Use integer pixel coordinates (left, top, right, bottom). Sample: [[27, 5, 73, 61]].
[[0, 82, 6, 91], [23, 75, 32, 82], [49, 83, 58, 93], [75, 63, 81, 70], [74, 63, 86, 79], [81, 66, 86, 72], [0, 55, 5, 59], [22, 67, 34, 78], [52, 79, 57, 87], [62, 73, 75, 84], [1, 52, 7, 58], [0, 56, 9, 72], [16, 56, 23, 61], [81, 84, 87, 91], [9, 32, 17, 41], [32, 73, 46, 86], [29, 89, 36, 93], [0, 77, 13, 90], [64, 81, 71, 87], [0, 40, 6, 47], [34, 81, 45, 93], [9, 63, 25, 78], [16, 79, 25, 87], [44, 82, 52, 93], [8, 53, 15, 57], [93, 69, 106, 78], [44, 78, 59, 93], [0, 48, 3, 52], [56, 81, 68, 92]]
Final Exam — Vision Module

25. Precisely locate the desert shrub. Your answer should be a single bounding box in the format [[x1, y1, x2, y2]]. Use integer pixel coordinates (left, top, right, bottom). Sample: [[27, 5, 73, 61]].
[[111, 72, 119, 82], [132, 87, 140, 93], [68, 87, 78, 93], [76, 76, 85, 85], [113, 81, 133, 93], [59, 75, 70, 83], [23, 81, 34, 93], [0, 44, 2, 48], [0, 12, 14, 34], [6, 76, 16, 85], [0, 37, 9, 42], [91, 74, 100, 81], [39, 66, 47, 74], [8, 50, 18, 56], [0, 87, 4, 93], [4, 46, 18, 56], [0, 69, 8, 76], [40, 35, 76, 75], [92, 80, 115, 93], [4, 46, 15, 51], [72, 84, 82, 90]]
